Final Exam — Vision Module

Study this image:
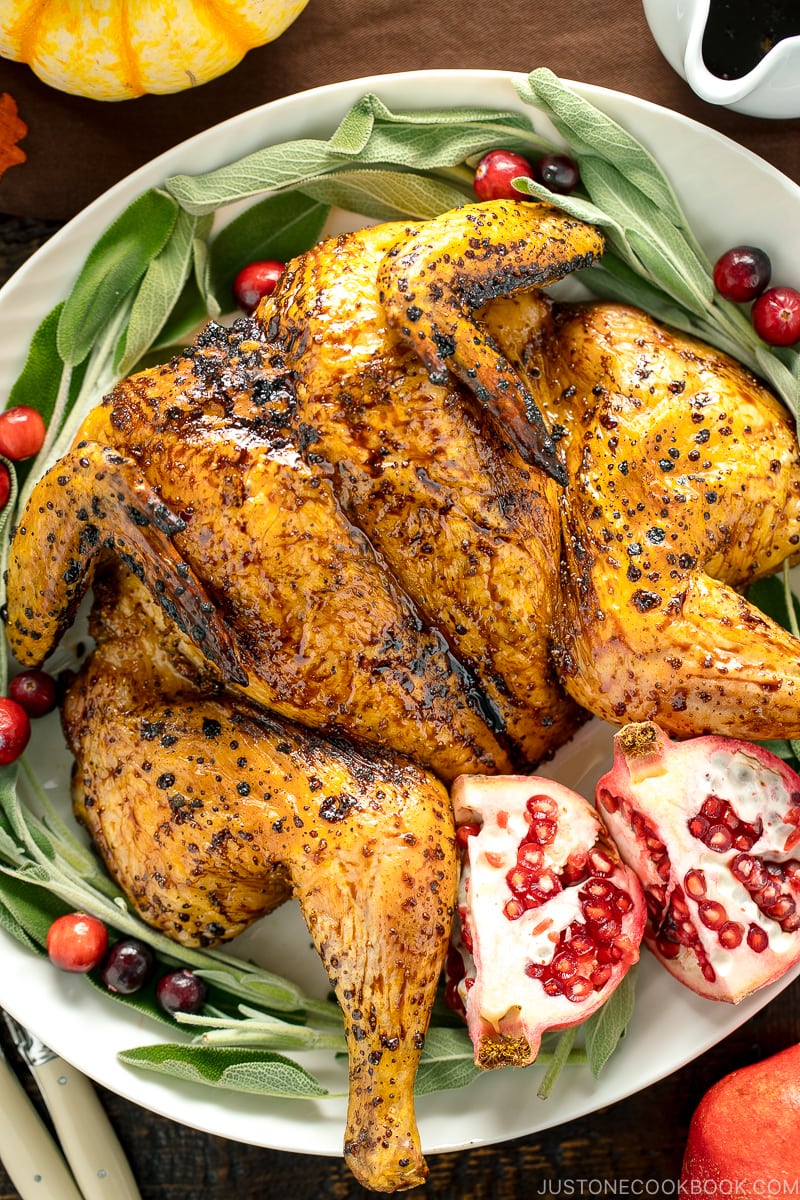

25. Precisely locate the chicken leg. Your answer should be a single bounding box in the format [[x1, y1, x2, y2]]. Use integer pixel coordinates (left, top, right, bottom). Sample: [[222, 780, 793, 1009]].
[[64, 564, 457, 1192]]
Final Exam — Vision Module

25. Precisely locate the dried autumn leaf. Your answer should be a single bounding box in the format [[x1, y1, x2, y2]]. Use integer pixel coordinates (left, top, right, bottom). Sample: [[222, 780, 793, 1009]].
[[0, 92, 27, 178]]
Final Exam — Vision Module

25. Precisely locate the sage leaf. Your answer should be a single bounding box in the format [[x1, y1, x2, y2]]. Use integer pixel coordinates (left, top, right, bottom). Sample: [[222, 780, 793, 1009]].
[[118, 1043, 330, 1098], [0, 866, 69, 947], [414, 1026, 481, 1095], [583, 967, 637, 1079], [0, 895, 40, 952], [116, 209, 210, 375], [166, 140, 341, 214], [578, 156, 714, 313], [207, 192, 330, 311], [537, 1025, 577, 1100], [299, 169, 467, 221], [519, 69, 690, 235], [6, 303, 65, 419], [194, 966, 308, 1013], [327, 93, 376, 155], [57, 189, 179, 366]]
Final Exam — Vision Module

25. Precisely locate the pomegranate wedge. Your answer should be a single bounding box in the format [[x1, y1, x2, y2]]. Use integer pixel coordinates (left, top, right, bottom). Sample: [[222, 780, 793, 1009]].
[[446, 774, 645, 1068], [596, 722, 800, 1002]]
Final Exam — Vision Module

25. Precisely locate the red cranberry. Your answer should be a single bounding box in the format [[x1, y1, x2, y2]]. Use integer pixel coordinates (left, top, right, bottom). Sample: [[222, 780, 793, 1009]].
[[473, 150, 535, 201], [9, 669, 58, 718], [0, 697, 30, 764], [156, 969, 207, 1015], [232, 260, 285, 314], [752, 286, 800, 347], [101, 939, 155, 994], [0, 463, 10, 510], [0, 406, 46, 461], [713, 245, 771, 302], [534, 153, 581, 195], [47, 912, 108, 972]]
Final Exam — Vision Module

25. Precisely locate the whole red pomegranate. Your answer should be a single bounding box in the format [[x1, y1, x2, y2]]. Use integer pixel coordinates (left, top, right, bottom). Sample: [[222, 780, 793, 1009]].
[[681, 1043, 800, 1192], [446, 773, 646, 1067], [596, 722, 800, 1002]]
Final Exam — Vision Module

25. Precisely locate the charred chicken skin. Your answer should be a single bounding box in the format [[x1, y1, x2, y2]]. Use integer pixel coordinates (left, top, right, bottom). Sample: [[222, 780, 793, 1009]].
[[7, 197, 800, 1191]]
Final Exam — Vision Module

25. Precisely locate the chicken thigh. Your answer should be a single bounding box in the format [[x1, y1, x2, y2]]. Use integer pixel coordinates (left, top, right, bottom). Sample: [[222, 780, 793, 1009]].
[[525, 300, 800, 737]]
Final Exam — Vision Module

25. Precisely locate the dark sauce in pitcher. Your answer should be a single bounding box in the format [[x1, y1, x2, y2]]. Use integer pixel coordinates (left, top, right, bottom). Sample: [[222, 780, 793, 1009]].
[[702, 0, 800, 79]]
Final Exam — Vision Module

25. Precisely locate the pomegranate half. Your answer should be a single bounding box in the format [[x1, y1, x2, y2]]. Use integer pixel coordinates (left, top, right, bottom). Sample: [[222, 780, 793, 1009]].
[[446, 774, 646, 1068], [596, 722, 800, 1002]]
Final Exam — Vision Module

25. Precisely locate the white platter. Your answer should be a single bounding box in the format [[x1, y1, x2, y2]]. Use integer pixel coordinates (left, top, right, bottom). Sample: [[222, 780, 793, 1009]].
[[0, 69, 799, 1160]]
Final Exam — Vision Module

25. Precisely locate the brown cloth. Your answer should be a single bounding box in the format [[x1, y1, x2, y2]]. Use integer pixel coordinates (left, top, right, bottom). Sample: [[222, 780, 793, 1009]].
[[0, 0, 798, 223]]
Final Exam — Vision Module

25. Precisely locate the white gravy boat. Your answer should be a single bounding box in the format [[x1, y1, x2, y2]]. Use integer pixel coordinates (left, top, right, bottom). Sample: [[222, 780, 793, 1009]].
[[643, 0, 800, 118]]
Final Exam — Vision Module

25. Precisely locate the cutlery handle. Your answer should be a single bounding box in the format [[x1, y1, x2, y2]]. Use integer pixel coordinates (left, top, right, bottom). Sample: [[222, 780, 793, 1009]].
[[32, 1055, 142, 1200], [0, 1052, 83, 1200]]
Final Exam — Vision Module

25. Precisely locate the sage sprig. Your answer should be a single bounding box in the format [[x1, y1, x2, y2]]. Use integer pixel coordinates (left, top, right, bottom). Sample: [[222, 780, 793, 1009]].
[[517, 68, 800, 423]]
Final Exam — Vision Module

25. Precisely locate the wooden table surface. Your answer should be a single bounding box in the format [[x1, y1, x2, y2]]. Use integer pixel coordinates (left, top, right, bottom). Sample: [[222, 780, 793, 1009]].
[[1, 5, 800, 1193]]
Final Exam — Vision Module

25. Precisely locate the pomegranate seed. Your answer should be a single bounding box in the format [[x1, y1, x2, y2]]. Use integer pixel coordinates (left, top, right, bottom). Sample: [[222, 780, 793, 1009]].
[[0, 697, 31, 764], [506, 865, 532, 896], [592, 915, 621, 943], [526, 794, 558, 818], [504, 898, 525, 920], [0, 406, 47, 461], [529, 817, 557, 845], [756, 879, 783, 907], [588, 848, 615, 875], [232, 259, 285, 315], [702, 796, 725, 820], [582, 878, 615, 900], [563, 975, 593, 1002], [534, 152, 581, 195], [718, 921, 744, 949], [473, 149, 535, 201], [713, 245, 771, 302], [495, 809, 509, 829], [590, 964, 612, 988], [456, 822, 480, 849], [542, 976, 563, 997], [699, 900, 727, 930], [766, 896, 796, 920], [684, 869, 707, 899], [706, 825, 733, 852], [747, 924, 769, 952], [8, 669, 58, 718], [569, 931, 595, 958], [517, 843, 543, 870], [552, 950, 578, 978], [484, 851, 504, 868], [752, 285, 800, 346], [656, 934, 681, 960]]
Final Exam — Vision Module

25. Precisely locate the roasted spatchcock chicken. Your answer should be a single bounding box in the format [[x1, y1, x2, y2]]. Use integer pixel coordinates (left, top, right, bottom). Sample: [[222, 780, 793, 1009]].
[[6, 198, 800, 1192]]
